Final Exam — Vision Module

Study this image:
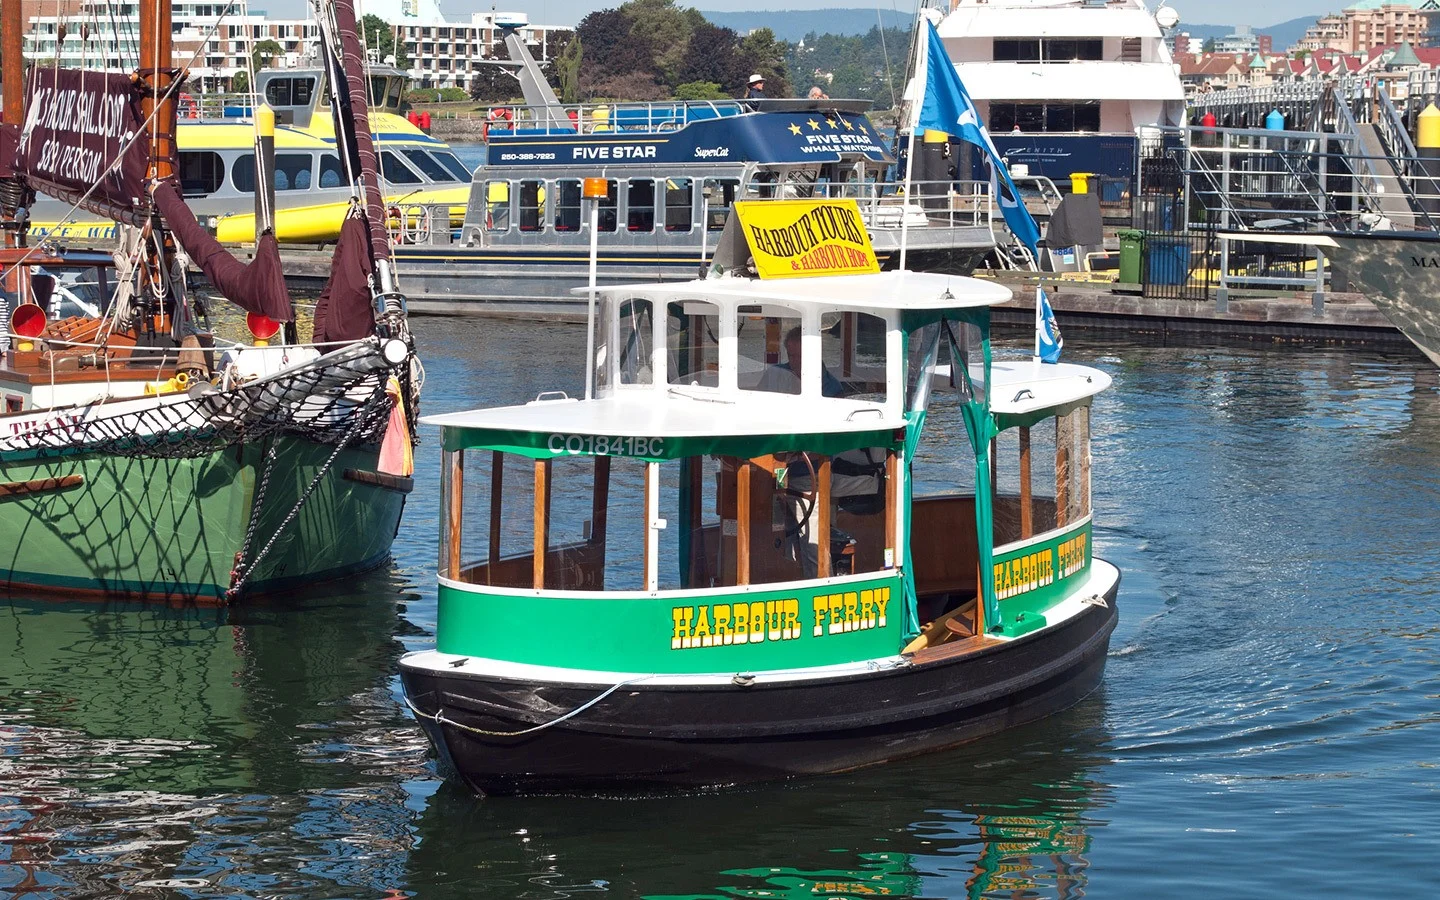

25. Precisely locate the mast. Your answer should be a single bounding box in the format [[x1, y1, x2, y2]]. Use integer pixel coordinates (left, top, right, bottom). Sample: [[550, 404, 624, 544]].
[[314, 0, 401, 316], [2, 0, 27, 250], [139, 0, 178, 185]]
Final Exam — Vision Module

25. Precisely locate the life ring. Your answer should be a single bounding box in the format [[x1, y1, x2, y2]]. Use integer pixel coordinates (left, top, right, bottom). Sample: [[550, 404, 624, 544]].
[[481, 106, 512, 141]]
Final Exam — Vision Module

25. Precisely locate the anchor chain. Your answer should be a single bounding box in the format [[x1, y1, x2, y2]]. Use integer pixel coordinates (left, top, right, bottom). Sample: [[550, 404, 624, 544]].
[[223, 378, 390, 602]]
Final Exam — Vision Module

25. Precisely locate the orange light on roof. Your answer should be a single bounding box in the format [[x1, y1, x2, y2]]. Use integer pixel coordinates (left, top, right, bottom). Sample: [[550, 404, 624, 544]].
[[582, 178, 609, 199]]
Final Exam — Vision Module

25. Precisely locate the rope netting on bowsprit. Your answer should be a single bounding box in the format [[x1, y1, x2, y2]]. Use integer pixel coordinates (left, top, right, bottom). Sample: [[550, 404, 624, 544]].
[[0, 339, 410, 462]]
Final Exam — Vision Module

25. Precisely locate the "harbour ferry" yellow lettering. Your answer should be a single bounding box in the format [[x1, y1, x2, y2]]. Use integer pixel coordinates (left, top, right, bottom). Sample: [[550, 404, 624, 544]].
[[813, 587, 890, 636], [994, 549, 1055, 600], [671, 599, 802, 649]]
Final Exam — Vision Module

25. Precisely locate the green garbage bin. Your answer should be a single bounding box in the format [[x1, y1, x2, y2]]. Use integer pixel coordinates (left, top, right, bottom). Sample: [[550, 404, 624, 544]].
[[1118, 229, 1143, 285]]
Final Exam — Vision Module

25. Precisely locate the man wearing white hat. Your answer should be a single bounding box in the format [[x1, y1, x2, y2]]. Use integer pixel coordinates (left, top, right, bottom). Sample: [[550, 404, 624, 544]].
[[745, 74, 767, 100]]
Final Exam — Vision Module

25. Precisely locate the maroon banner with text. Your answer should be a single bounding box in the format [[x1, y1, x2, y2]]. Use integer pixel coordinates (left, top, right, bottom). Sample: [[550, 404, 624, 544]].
[[14, 69, 164, 223]]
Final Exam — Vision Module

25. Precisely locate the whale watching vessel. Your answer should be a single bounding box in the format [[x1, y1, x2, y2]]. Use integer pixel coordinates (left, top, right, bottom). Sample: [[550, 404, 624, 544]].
[[27, 62, 470, 246], [934, 0, 1185, 192], [388, 15, 997, 317], [0, 0, 419, 601], [400, 199, 1119, 792]]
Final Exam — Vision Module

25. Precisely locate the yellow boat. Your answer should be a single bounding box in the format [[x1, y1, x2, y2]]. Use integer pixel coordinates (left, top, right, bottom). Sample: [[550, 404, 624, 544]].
[[28, 65, 470, 245]]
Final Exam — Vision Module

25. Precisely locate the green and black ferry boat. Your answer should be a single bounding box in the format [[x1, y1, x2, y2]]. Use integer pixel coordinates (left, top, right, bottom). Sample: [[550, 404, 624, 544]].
[[401, 205, 1119, 792]]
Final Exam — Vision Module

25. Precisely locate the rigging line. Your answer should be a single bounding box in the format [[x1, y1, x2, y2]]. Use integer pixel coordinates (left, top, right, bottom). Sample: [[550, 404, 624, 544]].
[[877, 6, 896, 111]]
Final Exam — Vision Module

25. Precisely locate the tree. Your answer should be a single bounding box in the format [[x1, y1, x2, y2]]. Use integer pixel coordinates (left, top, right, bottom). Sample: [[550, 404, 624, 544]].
[[252, 39, 283, 72], [740, 28, 791, 97], [575, 7, 657, 95], [673, 80, 729, 101], [1202, 37, 1217, 53], [678, 22, 748, 93], [469, 42, 521, 103], [232, 70, 250, 94], [551, 32, 583, 104], [361, 13, 408, 68]]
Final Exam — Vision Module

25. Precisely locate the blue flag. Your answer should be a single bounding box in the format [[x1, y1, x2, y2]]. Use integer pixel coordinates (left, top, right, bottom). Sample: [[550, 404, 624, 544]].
[[1037, 287, 1062, 364], [916, 21, 1041, 259]]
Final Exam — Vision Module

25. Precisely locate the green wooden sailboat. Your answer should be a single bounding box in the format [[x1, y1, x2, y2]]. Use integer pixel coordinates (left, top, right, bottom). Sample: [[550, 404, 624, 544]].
[[0, 0, 418, 602]]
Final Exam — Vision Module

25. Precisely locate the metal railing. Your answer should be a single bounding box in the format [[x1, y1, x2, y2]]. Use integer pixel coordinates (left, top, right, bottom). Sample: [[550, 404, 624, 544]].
[[468, 99, 750, 134]]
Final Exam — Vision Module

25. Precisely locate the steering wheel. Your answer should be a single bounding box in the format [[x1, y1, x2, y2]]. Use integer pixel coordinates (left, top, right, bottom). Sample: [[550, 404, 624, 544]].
[[777, 451, 819, 541]]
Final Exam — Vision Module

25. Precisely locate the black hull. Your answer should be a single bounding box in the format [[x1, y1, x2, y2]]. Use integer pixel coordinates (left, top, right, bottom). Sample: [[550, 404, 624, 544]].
[[402, 572, 1119, 795]]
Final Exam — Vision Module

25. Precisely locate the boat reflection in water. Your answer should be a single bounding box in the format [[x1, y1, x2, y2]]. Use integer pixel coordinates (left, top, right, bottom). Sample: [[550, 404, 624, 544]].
[[404, 700, 1112, 899], [0, 569, 425, 897]]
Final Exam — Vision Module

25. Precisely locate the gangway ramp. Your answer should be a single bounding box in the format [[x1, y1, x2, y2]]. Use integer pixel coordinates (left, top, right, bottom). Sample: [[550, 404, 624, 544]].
[[1355, 123, 1417, 230]]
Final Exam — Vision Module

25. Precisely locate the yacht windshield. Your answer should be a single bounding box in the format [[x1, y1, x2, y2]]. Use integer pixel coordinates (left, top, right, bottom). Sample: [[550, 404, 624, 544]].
[[401, 147, 459, 182], [428, 149, 474, 182], [380, 150, 423, 185]]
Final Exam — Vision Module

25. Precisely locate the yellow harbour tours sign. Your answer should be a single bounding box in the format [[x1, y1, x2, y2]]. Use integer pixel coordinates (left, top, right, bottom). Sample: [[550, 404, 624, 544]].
[[734, 199, 880, 279]]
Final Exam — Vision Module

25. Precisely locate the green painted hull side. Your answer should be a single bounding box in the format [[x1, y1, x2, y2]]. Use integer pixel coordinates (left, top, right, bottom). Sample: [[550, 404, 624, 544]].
[[992, 520, 1092, 637], [0, 436, 406, 601], [436, 572, 904, 674]]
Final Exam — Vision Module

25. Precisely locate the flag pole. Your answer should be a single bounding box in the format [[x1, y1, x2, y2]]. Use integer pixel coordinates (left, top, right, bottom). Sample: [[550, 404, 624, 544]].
[[1034, 285, 1043, 362], [900, 126, 917, 272], [899, 16, 927, 273]]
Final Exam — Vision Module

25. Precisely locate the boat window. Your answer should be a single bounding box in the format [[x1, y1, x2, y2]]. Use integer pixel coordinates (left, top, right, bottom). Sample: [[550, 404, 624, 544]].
[[369, 76, 388, 107], [738, 306, 803, 393], [274, 153, 313, 191], [1072, 103, 1101, 132], [429, 149, 474, 182], [992, 419, 1058, 546], [518, 179, 547, 232], [554, 179, 581, 232], [178, 151, 224, 196], [821, 311, 886, 403], [667, 300, 719, 387], [905, 322, 941, 414], [380, 150, 423, 185], [664, 178, 693, 233], [319, 153, 346, 189], [232, 154, 256, 193], [617, 297, 654, 385], [402, 147, 456, 182], [264, 77, 292, 106], [485, 180, 510, 231], [595, 179, 618, 233], [1044, 38, 1103, 61], [993, 39, 1040, 62], [627, 178, 655, 232], [388, 78, 405, 109], [703, 177, 739, 231]]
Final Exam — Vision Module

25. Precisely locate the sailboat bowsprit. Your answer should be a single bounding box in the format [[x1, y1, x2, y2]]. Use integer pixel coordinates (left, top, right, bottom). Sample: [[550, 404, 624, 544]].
[[400, 212, 1121, 792], [0, 0, 418, 602]]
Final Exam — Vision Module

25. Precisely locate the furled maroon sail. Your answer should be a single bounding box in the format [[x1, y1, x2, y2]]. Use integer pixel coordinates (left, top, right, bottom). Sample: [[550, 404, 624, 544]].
[[328, 0, 392, 265], [13, 69, 166, 226], [312, 214, 378, 343], [152, 181, 294, 322]]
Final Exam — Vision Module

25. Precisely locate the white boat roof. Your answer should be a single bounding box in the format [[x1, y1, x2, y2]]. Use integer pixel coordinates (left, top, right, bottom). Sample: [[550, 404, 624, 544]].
[[423, 391, 905, 438], [940, 6, 1165, 39], [990, 359, 1112, 416], [952, 62, 1185, 102], [579, 270, 1012, 312]]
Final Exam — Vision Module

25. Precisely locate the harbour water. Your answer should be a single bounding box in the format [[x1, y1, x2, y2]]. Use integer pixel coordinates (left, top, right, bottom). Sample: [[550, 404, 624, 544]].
[[2, 318, 1437, 898]]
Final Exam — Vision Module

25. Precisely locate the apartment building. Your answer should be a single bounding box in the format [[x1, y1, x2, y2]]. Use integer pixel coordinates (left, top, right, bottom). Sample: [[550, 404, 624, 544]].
[[1295, 0, 1438, 55], [22, 0, 315, 91], [393, 12, 573, 91]]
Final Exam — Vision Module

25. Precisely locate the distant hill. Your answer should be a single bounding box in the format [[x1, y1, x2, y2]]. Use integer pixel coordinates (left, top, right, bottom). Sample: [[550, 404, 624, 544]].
[[1175, 16, 1317, 52], [698, 8, 912, 41]]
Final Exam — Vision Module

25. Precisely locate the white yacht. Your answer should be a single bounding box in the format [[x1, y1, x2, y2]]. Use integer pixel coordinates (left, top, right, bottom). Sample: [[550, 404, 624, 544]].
[[936, 0, 1185, 194]]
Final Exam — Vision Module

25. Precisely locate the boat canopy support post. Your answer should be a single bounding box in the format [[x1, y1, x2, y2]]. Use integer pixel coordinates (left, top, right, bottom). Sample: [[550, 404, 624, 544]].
[[1056, 414, 1072, 529], [644, 461, 661, 591], [736, 459, 752, 586], [489, 451, 503, 578], [1019, 426, 1033, 540], [533, 458, 550, 589], [816, 455, 832, 578], [591, 455, 610, 590], [442, 449, 463, 580]]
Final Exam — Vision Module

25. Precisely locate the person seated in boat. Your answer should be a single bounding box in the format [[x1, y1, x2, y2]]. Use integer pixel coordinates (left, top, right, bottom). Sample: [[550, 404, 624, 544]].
[[757, 326, 844, 397], [808, 85, 829, 101]]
